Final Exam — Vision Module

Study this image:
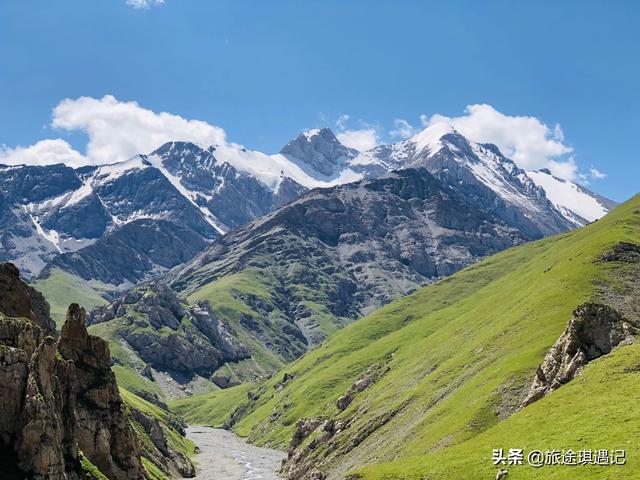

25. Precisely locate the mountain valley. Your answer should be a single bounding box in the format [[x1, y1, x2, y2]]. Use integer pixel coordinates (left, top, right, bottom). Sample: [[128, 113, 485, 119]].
[[0, 124, 629, 480]]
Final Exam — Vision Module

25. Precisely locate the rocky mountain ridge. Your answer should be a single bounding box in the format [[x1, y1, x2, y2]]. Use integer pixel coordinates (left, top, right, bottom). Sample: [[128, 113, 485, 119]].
[[2, 124, 614, 287], [87, 282, 252, 397], [168, 167, 531, 374]]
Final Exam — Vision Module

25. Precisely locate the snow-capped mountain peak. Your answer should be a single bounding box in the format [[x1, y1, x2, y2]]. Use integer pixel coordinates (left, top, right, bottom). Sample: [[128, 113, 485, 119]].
[[0, 125, 617, 280], [302, 128, 323, 141], [279, 127, 359, 178], [409, 122, 457, 155]]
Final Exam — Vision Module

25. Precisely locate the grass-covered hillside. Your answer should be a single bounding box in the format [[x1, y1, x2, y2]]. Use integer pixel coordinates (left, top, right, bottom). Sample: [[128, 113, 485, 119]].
[[171, 194, 640, 480], [31, 268, 109, 326]]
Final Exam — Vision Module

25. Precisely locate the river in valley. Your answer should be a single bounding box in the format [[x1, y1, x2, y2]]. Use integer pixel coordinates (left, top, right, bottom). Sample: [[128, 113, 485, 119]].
[[185, 426, 286, 480]]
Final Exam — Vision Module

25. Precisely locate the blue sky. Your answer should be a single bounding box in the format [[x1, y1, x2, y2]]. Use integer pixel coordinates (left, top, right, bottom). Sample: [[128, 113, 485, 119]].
[[0, 0, 638, 201]]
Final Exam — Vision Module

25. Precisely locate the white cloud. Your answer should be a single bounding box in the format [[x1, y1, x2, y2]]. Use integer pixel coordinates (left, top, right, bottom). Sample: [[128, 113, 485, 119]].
[[389, 118, 417, 140], [425, 104, 582, 180], [336, 129, 379, 151], [335, 114, 350, 131], [1, 95, 227, 167], [589, 167, 607, 179], [334, 115, 380, 151], [126, 0, 165, 9], [1, 139, 87, 168], [50, 95, 226, 166]]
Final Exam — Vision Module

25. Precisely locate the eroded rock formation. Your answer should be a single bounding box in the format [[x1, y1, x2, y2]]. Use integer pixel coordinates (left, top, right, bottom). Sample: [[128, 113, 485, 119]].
[[281, 363, 390, 480], [60, 303, 144, 479], [0, 262, 56, 335], [522, 302, 637, 406], [0, 262, 144, 479], [88, 282, 250, 380]]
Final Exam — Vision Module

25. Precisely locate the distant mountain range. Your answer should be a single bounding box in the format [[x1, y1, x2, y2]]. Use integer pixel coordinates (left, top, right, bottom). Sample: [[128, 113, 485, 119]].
[[1, 125, 614, 281]]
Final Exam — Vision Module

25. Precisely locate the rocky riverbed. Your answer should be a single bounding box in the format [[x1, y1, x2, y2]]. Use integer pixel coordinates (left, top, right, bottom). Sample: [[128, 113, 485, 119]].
[[186, 426, 285, 479]]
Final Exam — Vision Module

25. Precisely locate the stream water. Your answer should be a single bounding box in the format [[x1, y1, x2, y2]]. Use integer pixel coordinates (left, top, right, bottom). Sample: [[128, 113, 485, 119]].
[[185, 426, 286, 480]]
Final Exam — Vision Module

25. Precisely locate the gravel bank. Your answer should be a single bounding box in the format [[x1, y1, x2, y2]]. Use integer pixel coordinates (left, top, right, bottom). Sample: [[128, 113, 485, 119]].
[[185, 426, 285, 479]]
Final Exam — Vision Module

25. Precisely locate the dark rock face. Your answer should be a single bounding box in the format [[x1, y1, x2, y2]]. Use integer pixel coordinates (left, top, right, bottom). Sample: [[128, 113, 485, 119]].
[[522, 303, 637, 406], [0, 262, 56, 336], [59, 304, 144, 480], [273, 177, 309, 210], [0, 164, 81, 203], [599, 241, 640, 263], [95, 164, 218, 240], [16, 336, 77, 479], [130, 408, 196, 478], [40, 192, 112, 239], [0, 263, 145, 479], [88, 283, 250, 378], [172, 168, 529, 360], [153, 141, 308, 230], [46, 218, 209, 286]]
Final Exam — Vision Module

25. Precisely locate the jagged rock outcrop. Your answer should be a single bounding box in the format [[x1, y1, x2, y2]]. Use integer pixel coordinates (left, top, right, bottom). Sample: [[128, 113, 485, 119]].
[[0, 262, 56, 336], [280, 128, 359, 177], [336, 363, 389, 411], [522, 303, 637, 406], [0, 263, 145, 479], [598, 241, 640, 263], [59, 304, 144, 479], [17, 336, 77, 478], [88, 283, 250, 379], [0, 313, 79, 480], [282, 417, 351, 480]]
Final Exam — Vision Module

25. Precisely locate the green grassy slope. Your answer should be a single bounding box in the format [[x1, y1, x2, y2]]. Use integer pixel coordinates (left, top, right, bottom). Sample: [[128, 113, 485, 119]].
[[186, 268, 291, 382], [171, 194, 640, 479], [31, 268, 110, 326], [180, 244, 360, 383], [358, 340, 640, 479], [171, 382, 254, 427]]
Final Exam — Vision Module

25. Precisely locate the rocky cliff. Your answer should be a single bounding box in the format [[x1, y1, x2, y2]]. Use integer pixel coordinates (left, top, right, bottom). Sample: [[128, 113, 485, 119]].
[[522, 302, 638, 406], [0, 263, 145, 479]]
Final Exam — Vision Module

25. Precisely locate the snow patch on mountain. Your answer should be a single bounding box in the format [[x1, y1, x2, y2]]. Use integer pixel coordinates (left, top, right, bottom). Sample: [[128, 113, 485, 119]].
[[465, 142, 539, 211], [527, 169, 609, 223], [214, 143, 363, 190], [146, 153, 226, 234], [411, 122, 455, 154], [93, 155, 150, 181]]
